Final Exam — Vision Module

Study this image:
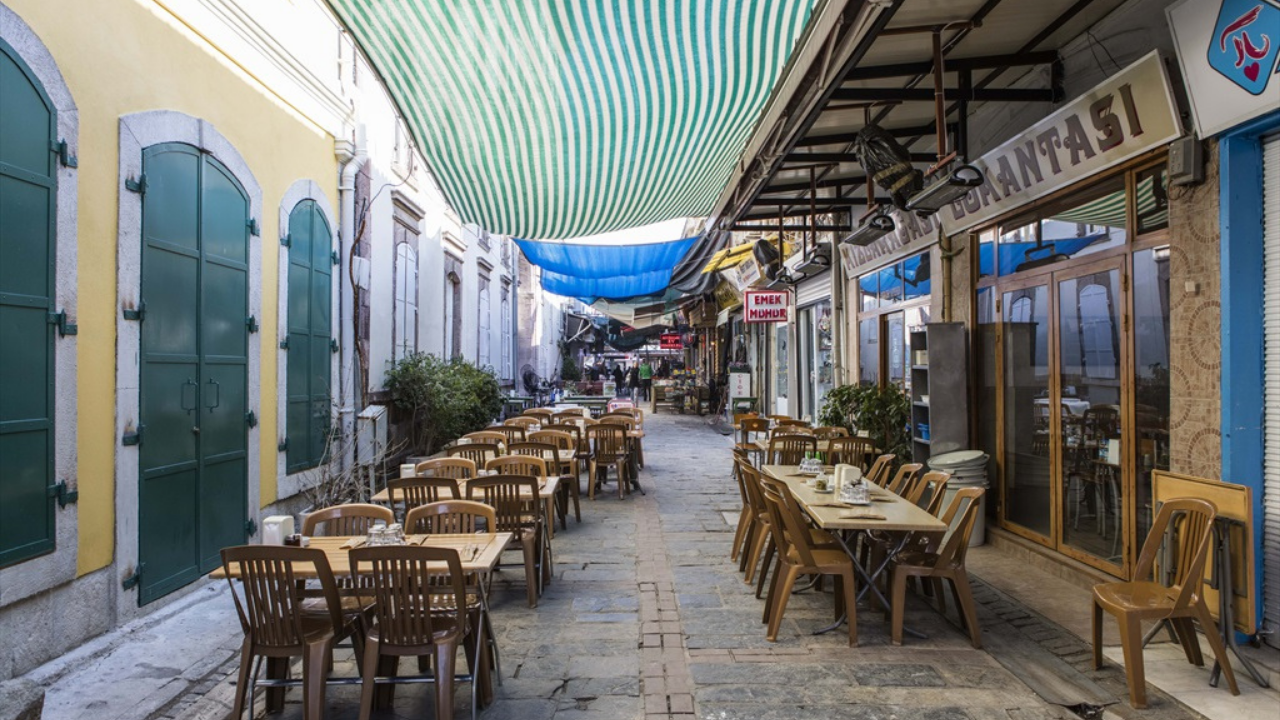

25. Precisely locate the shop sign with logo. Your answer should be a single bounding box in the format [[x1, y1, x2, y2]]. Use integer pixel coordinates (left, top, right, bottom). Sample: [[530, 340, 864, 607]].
[[744, 290, 789, 324], [1169, 0, 1280, 137], [713, 280, 743, 311], [937, 52, 1181, 235], [660, 333, 683, 349]]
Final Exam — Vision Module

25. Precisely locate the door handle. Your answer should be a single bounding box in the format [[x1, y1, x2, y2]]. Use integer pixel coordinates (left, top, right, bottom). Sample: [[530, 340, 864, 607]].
[[181, 378, 197, 414], [205, 379, 221, 412]]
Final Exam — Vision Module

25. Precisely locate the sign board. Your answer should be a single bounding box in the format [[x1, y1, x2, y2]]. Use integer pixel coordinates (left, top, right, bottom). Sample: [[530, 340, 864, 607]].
[[728, 372, 751, 399], [744, 290, 789, 324], [714, 279, 743, 311], [659, 333, 683, 349], [737, 257, 762, 288], [1169, 0, 1280, 138], [935, 52, 1182, 235]]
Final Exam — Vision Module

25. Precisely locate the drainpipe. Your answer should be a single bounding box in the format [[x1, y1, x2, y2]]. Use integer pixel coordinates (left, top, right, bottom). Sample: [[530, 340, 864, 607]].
[[831, 246, 845, 388], [338, 124, 367, 473]]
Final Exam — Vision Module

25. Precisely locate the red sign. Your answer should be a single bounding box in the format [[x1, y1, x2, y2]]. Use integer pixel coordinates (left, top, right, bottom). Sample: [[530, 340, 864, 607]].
[[744, 290, 789, 324], [659, 333, 683, 349]]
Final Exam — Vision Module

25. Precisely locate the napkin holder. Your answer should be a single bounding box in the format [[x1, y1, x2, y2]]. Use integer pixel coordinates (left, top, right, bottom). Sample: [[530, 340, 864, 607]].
[[262, 515, 294, 545]]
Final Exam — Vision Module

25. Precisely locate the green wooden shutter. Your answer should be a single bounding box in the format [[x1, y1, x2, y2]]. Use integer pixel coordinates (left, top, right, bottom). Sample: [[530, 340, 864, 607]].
[[286, 200, 331, 472], [0, 39, 57, 568]]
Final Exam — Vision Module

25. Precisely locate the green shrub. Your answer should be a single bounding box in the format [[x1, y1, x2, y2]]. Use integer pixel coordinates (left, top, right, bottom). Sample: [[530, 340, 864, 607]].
[[385, 353, 502, 454], [561, 355, 581, 382], [819, 382, 912, 462]]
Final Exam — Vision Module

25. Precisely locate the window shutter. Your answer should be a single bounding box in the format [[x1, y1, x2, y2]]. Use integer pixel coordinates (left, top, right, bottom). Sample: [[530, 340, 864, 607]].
[[286, 200, 332, 472]]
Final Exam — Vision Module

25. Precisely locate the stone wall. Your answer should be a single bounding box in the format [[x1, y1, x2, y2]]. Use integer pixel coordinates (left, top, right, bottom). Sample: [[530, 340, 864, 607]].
[[1166, 140, 1223, 480]]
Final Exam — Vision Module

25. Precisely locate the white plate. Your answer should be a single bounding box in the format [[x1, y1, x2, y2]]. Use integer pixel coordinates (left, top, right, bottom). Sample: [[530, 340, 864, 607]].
[[813, 487, 835, 494]]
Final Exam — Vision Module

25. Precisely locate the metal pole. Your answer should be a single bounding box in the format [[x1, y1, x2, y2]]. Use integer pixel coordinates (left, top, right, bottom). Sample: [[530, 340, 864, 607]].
[[932, 30, 947, 162]]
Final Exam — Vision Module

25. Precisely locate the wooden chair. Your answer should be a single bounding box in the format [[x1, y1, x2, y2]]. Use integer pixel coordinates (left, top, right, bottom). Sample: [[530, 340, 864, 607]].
[[526, 432, 583, 525], [485, 454, 548, 478], [766, 433, 817, 465], [766, 414, 793, 423], [507, 441, 569, 530], [416, 457, 477, 480], [221, 545, 364, 720], [301, 504, 393, 537], [733, 412, 759, 427], [736, 417, 770, 457], [463, 430, 508, 445], [813, 426, 849, 440], [504, 416, 540, 430], [466, 475, 549, 607], [447, 443, 502, 467], [349, 545, 489, 720], [487, 425, 526, 444], [587, 424, 631, 500], [826, 436, 876, 471], [522, 408, 555, 422], [734, 457, 772, 587], [886, 463, 924, 497], [552, 408, 587, 421], [759, 475, 859, 646], [406, 500, 495, 535], [775, 418, 811, 429], [603, 414, 645, 470], [1091, 498, 1238, 708], [866, 454, 897, 487], [385, 478, 462, 522], [918, 471, 950, 516], [729, 449, 755, 564], [889, 486, 986, 648], [544, 423, 589, 479]]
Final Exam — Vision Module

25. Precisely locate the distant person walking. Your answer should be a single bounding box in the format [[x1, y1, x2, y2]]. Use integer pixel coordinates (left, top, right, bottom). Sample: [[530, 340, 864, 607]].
[[612, 364, 625, 396], [639, 360, 653, 402], [627, 364, 640, 400]]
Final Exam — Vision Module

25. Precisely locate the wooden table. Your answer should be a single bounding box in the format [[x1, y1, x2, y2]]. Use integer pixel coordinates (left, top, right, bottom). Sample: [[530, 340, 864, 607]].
[[373, 475, 562, 537], [762, 465, 945, 636], [210, 532, 513, 579]]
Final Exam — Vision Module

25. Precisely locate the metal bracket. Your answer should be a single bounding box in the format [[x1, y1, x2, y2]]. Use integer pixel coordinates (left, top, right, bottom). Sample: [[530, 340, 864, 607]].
[[121, 563, 145, 591], [48, 310, 77, 337], [330, 338, 339, 353], [277, 440, 288, 452], [122, 425, 143, 446], [122, 301, 146, 321], [279, 338, 289, 350], [331, 250, 340, 266], [247, 218, 260, 236], [246, 315, 258, 334], [125, 174, 147, 194], [47, 480, 79, 509], [280, 234, 291, 248], [245, 518, 258, 538], [245, 411, 258, 428], [51, 139, 78, 168]]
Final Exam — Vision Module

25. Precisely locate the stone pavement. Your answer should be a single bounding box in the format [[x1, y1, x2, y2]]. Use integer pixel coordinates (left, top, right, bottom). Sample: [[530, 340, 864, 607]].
[[29, 412, 1223, 720]]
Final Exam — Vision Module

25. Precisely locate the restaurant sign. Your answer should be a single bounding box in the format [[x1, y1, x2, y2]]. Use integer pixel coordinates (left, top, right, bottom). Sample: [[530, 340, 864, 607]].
[[659, 333, 683, 349], [1168, 0, 1280, 137], [744, 290, 789, 324], [937, 52, 1182, 235]]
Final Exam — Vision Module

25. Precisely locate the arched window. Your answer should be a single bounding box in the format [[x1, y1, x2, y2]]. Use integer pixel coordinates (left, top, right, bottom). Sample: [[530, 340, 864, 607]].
[[393, 242, 419, 362], [285, 199, 333, 472]]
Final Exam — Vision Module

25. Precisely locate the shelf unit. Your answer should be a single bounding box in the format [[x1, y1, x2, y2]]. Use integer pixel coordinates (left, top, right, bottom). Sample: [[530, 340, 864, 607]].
[[909, 323, 969, 462]]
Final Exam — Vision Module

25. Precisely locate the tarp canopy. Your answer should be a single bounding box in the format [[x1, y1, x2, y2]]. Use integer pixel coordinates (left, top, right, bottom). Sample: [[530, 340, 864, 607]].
[[327, 0, 818, 239], [515, 236, 697, 303]]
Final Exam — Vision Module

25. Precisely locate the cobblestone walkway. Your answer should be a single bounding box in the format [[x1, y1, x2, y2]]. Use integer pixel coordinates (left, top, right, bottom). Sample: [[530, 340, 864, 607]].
[[148, 412, 1203, 720]]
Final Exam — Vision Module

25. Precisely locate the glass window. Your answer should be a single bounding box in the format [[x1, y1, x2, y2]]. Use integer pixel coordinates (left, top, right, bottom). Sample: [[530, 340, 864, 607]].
[[858, 272, 879, 311], [501, 287, 512, 381], [886, 312, 906, 388], [1002, 283, 1052, 538], [1136, 167, 1169, 233], [1132, 246, 1170, 543], [978, 229, 996, 279], [1039, 177, 1128, 262], [859, 318, 879, 385], [775, 324, 788, 399], [878, 263, 903, 305], [903, 250, 931, 300], [814, 301, 834, 413], [478, 277, 491, 368], [393, 242, 418, 362]]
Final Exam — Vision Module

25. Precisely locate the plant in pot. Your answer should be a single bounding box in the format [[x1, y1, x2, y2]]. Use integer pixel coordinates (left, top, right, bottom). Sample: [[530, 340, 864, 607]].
[[385, 353, 503, 455], [819, 382, 912, 463]]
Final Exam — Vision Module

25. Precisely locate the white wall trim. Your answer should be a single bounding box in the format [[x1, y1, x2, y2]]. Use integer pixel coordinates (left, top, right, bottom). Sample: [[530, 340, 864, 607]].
[[276, 180, 338, 501], [114, 110, 263, 619], [0, 1, 80, 607]]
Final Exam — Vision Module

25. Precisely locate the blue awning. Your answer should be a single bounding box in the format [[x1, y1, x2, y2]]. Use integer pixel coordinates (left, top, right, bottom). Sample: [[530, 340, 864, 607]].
[[514, 236, 698, 303]]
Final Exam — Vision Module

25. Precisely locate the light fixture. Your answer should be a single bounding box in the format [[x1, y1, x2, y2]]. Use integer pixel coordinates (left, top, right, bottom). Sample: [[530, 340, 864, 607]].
[[843, 211, 895, 246], [795, 240, 833, 276], [906, 163, 984, 214]]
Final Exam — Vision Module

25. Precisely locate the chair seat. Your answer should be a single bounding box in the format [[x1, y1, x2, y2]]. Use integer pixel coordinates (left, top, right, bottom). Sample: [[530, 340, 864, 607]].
[[366, 615, 465, 649], [301, 594, 377, 617], [785, 546, 853, 571], [1092, 581, 1180, 616]]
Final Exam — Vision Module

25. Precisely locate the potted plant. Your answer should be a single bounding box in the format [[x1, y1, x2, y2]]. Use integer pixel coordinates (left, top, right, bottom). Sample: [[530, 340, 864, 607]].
[[819, 382, 912, 462], [385, 353, 503, 455]]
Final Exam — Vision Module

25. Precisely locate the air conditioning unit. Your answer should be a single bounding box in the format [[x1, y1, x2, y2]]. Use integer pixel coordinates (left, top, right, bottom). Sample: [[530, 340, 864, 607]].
[[355, 404, 388, 466]]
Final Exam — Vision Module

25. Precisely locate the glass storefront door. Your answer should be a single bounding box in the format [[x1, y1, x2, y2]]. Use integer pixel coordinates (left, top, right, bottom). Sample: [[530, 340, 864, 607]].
[[1001, 281, 1053, 540]]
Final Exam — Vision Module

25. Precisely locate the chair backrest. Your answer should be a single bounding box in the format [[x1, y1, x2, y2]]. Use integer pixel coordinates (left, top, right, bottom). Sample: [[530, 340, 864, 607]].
[[934, 487, 986, 569], [760, 475, 819, 568], [446, 443, 501, 466], [826, 436, 876, 470], [738, 417, 770, 445], [349, 545, 466, 648], [886, 463, 924, 496], [387, 478, 462, 517], [505, 416, 540, 429], [522, 408, 554, 421], [405, 500, 496, 535], [601, 413, 636, 430], [813, 426, 849, 440], [221, 545, 342, 649], [415, 457, 477, 480], [488, 425, 527, 443], [733, 412, 759, 426], [920, 471, 950, 515], [465, 475, 542, 532], [766, 414, 792, 423], [588, 424, 628, 462], [464, 430, 507, 444], [866, 454, 897, 487], [1134, 497, 1217, 611], [543, 423, 584, 451], [767, 433, 817, 465], [736, 458, 770, 519], [529, 429, 575, 454], [508, 441, 562, 471], [486, 454, 548, 477], [552, 411, 583, 424], [776, 418, 811, 429], [302, 503, 394, 537]]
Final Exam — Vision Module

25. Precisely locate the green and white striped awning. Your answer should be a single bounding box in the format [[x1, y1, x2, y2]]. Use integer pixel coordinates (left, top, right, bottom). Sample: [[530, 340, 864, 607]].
[[327, 0, 817, 239]]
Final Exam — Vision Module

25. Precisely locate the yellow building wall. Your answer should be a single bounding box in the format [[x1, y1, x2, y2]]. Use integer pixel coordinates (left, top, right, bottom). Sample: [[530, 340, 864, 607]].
[[5, 0, 339, 577]]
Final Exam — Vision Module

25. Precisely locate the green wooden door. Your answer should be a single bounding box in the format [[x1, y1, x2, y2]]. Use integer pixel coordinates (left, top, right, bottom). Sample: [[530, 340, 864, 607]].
[[0, 38, 57, 568], [286, 200, 332, 472], [138, 143, 249, 604]]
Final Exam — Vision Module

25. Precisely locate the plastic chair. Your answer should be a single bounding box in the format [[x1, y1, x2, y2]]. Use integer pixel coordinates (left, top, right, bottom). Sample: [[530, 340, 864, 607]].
[[889, 487, 985, 648], [504, 416, 540, 430], [766, 433, 817, 465], [586, 424, 631, 500], [463, 430, 508, 445], [1091, 498, 1238, 708], [521, 434, 582, 526], [826, 436, 876, 471], [416, 457, 477, 480], [487, 425, 526, 444], [221, 545, 364, 720], [447, 443, 502, 467], [737, 417, 770, 457], [866, 454, 897, 487], [302, 503, 393, 537], [466, 475, 549, 607], [521, 408, 555, 422], [385, 478, 462, 522], [886, 463, 925, 497], [813, 426, 850, 440], [406, 500, 495, 535]]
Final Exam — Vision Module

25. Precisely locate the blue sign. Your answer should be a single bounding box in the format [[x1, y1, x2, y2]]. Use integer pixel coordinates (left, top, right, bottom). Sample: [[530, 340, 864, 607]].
[[1207, 0, 1280, 96]]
